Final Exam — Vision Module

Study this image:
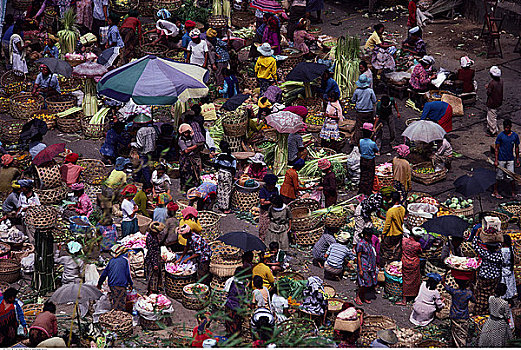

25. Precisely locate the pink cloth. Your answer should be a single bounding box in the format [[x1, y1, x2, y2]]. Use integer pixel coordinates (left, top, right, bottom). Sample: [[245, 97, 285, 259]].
[[283, 106, 308, 119], [293, 30, 315, 54], [75, 193, 93, 217], [181, 206, 198, 219], [247, 166, 267, 180], [410, 64, 431, 90], [30, 311, 58, 338], [371, 235, 381, 265], [393, 144, 410, 157], [60, 163, 83, 186]]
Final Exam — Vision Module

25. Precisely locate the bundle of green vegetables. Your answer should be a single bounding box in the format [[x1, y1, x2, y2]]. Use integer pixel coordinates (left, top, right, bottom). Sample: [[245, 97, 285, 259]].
[[232, 27, 255, 39], [310, 202, 351, 218], [280, 81, 305, 105], [89, 107, 109, 125], [208, 118, 224, 152], [58, 9, 79, 56], [298, 154, 349, 179], [174, 2, 210, 23], [57, 107, 82, 118], [333, 36, 361, 99]]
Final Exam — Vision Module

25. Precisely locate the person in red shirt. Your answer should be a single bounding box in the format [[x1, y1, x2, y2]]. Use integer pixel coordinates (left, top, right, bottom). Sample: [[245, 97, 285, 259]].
[[60, 152, 83, 186], [119, 9, 142, 63], [407, 0, 418, 29], [457, 56, 475, 94]]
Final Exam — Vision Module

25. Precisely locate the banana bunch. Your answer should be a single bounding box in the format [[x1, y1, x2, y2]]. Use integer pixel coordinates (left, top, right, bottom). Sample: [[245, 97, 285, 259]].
[[58, 9, 79, 55], [405, 99, 422, 112]]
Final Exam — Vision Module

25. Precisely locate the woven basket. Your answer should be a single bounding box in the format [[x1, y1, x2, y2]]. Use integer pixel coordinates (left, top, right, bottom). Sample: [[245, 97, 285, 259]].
[[182, 283, 210, 310], [81, 117, 109, 139], [222, 112, 248, 137], [0, 259, 21, 283], [441, 204, 474, 217], [84, 183, 102, 205], [291, 207, 320, 231], [293, 97, 323, 115], [279, 51, 304, 70], [99, 310, 133, 338], [198, 211, 223, 242], [36, 163, 62, 189], [58, 76, 82, 93], [209, 240, 242, 261], [323, 210, 348, 228], [289, 198, 320, 211], [231, 181, 260, 212], [210, 275, 228, 304], [376, 173, 394, 188], [46, 94, 77, 114], [411, 162, 447, 185], [384, 280, 402, 298], [1, 71, 26, 95], [152, 0, 182, 13], [224, 135, 244, 153], [406, 212, 431, 229], [294, 225, 324, 246], [139, 315, 172, 330], [240, 75, 257, 91], [460, 241, 477, 258], [359, 314, 397, 346], [57, 112, 82, 133], [139, 43, 169, 57], [0, 118, 24, 144], [35, 185, 69, 205], [30, 109, 56, 130], [164, 270, 196, 299], [208, 15, 228, 29], [481, 211, 511, 230], [420, 241, 444, 260], [500, 202, 521, 221], [232, 11, 255, 28], [209, 261, 241, 277], [77, 158, 108, 185], [25, 206, 59, 229], [169, 327, 193, 347], [424, 260, 447, 276], [9, 92, 44, 120], [0, 95, 9, 113], [22, 304, 43, 325], [10, 243, 35, 263]]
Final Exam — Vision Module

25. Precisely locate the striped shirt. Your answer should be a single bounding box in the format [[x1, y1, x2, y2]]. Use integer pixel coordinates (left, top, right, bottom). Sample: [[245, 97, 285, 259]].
[[312, 233, 336, 260], [325, 243, 355, 270]]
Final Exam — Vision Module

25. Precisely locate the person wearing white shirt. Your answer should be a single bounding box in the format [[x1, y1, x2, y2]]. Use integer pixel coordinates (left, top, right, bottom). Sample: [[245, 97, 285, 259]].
[[186, 29, 209, 67], [16, 180, 40, 244]]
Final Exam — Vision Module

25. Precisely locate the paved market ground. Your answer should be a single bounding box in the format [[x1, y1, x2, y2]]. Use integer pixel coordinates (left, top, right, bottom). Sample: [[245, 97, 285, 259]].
[[11, 0, 521, 342]]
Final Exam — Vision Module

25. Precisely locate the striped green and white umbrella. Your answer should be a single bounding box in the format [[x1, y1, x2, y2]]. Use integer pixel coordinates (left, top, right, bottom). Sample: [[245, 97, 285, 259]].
[[97, 55, 210, 105]]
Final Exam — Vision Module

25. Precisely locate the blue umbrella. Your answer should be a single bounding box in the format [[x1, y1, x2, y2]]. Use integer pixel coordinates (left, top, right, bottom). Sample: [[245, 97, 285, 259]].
[[97, 47, 120, 67], [218, 231, 266, 251], [454, 168, 496, 212], [97, 55, 210, 105]]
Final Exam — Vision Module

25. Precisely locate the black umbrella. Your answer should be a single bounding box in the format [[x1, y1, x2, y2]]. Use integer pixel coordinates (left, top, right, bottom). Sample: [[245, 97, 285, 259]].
[[454, 168, 496, 212], [222, 94, 250, 111], [217, 231, 266, 251], [421, 215, 469, 237], [19, 118, 48, 144], [35, 57, 72, 77], [97, 47, 120, 67], [286, 62, 328, 98]]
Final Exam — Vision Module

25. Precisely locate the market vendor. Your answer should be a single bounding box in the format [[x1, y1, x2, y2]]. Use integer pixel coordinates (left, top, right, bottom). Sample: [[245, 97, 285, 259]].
[[59, 152, 82, 186], [188, 181, 217, 211], [252, 251, 275, 290], [97, 244, 133, 311], [178, 123, 202, 193], [324, 241, 355, 281], [312, 226, 338, 267], [410, 55, 436, 93], [280, 159, 308, 204], [402, 26, 426, 57], [28, 301, 58, 347], [381, 191, 405, 269], [178, 206, 203, 248], [441, 236, 464, 262], [456, 56, 475, 94], [31, 64, 60, 98], [366, 24, 397, 71], [316, 158, 337, 207], [2, 181, 22, 221], [433, 136, 453, 170], [421, 101, 453, 133], [472, 232, 502, 315], [0, 154, 20, 194], [176, 223, 212, 285], [100, 122, 129, 165], [145, 221, 165, 294], [54, 241, 84, 284], [65, 183, 93, 218], [134, 182, 152, 217], [0, 288, 27, 347], [397, 228, 422, 306], [287, 128, 313, 166], [247, 153, 267, 181], [392, 144, 411, 192], [353, 191, 388, 247]]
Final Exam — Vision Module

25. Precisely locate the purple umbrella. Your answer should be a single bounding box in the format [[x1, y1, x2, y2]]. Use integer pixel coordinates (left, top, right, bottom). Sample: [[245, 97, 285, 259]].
[[266, 111, 304, 134]]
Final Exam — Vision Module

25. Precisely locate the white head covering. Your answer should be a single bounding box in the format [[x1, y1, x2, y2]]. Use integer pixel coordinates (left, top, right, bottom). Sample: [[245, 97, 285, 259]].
[[257, 42, 274, 57], [490, 65, 501, 77], [420, 55, 435, 66], [189, 28, 201, 38], [460, 56, 474, 68], [156, 20, 179, 37], [409, 26, 420, 34]]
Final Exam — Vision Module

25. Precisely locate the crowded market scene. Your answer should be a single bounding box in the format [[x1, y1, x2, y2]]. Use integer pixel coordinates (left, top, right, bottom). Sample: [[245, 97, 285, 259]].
[[0, 0, 519, 347]]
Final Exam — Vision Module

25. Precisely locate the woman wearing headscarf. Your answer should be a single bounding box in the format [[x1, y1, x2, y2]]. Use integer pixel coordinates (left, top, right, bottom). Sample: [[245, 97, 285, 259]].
[[287, 0, 307, 42], [262, 16, 281, 55], [64, 183, 93, 218], [0, 288, 27, 346], [397, 229, 423, 305], [247, 153, 267, 181], [410, 55, 436, 94], [145, 221, 165, 294], [59, 153, 82, 186], [213, 140, 237, 214], [9, 20, 27, 74], [457, 56, 475, 94], [316, 158, 337, 207], [266, 194, 292, 251], [120, 184, 139, 237], [259, 174, 279, 242], [178, 123, 201, 193], [0, 154, 20, 195], [409, 275, 445, 326], [392, 144, 411, 193]]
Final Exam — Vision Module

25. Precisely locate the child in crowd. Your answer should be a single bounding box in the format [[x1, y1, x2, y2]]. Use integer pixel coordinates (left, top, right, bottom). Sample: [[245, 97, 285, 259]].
[[444, 278, 474, 348], [219, 68, 239, 98], [265, 241, 287, 274], [42, 38, 59, 58], [151, 164, 171, 198], [252, 275, 271, 309], [153, 193, 171, 223]]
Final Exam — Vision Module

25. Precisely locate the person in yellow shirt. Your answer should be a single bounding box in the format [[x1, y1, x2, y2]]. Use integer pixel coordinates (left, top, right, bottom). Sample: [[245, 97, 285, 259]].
[[252, 252, 275, 290], [380, 191, 405, 267], [365, 24, 383, 51], [105, 157, 129, 189], [255, 43, 277, 95], [178, 206, 203, 246]]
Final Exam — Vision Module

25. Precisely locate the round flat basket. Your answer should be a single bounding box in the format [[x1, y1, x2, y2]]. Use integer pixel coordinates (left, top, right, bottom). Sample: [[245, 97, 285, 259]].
[[139, 43, 169, 57], [35, 163, 62, 189], [412, 162, 447, 186], [294, 225, 324, 246], [81, 117, 109, 139], [0, 259, 21, 283], [164, 270, 196, 299], [99, 310, 133, 338], [25, 206, 59, 229], [77, 158, 109, 185], [35, 185, 69, 205], [199, 211, 223, 241], [0, 118, 24, 144], [1, 71, 26, 95], [46, 94, 77, 114], [9, 92, 44, 120], [384, 280, 402, 298]]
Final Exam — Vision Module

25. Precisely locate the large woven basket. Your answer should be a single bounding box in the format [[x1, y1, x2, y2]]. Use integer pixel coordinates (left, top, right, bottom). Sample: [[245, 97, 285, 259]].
[[152, 0, 182, 13], [209, 240, 242, 262], [210, 275, 228, 305], [182, 283, 210, 310], [231, 11, 255, 28], [411, 162, 447, 185], [222, 113, 248, 137], [291, 207, 320, 231], [138, 43, 169, 57], [384, 280, 402, 298], [35, 163, 62, 189], [209, 261, 242, 277], [481, 211, 511, 230], [0, 259, 21, 283], [419, 240, 444, 260], [81, 117, 109, 139], [10, 243, 35, 263], [1, 71, 26, 95], [0, 94, 10, 113], [30, 109, 56, 130], [323, 210, 348, 228], [199, 211, 223, 241], [208, 15, 228, 29], [288, 198, 320, 211], [77, 158, 109, 185], [46, 94, 77, 114], [164, 270, 196, 299], [460, 241, 477, 258], [279, 50, 304, 70], [139, 315, 172, 330], [0, 118, 24, 144], [376, 173, 394, 188], [58, 76, 82, 94], [57, 111, 82, 133], [406, 212, 431, 229], [25, 206, 59, 229], [500, 202, 521, 221], [9, 92, 44, 120], [231, 181, 260, 212], [441, 204, 474, 217], [424, 260, 447, 277], [223, 135, 244, 153], [169, 327, 193, 347], [294, 225, 324, 246], [99, 310, 133, 338], [240, 75, 257, 91], [35, 185, 69, 205]]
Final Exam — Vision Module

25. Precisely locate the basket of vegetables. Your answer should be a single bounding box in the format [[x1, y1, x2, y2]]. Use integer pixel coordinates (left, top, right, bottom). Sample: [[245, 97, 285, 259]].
[[411, 162, 447, 185], [1, 71, 26, 95], [222, 109, 248, 137], [499, 201, 521, 222], [58, 76, 82, 93], [31, 109, 57, 130], [77, 158, 109, 185], [9, 92, 44, 120], [81, 108, 110, 139], [99, 310, 133, 338], [406, 203, 438, 228], [46, 94, 77, 114], [0, 93, 10, 113], [0, 118, 24, 144], [441, 196, 474, 217], [182, 283, 210, 310]]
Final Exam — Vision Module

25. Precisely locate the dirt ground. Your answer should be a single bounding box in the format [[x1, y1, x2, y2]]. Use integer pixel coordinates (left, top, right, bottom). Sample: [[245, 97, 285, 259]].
[[7, 0, 521, 345]]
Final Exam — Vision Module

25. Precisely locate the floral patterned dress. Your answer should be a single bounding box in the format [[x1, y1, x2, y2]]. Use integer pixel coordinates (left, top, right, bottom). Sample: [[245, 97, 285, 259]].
[[356, 239, 377, 287], [145, 233, 162, 292]]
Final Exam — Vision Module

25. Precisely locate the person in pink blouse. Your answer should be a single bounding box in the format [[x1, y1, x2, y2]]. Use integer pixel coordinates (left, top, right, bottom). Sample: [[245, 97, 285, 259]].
[[247, 153, 268, 181], [60, 153, 83, 186], [293, 19, 315, 54], [409, 55, 436, 92], [69, 183, 93, 217], [262, 16, 281, 55]]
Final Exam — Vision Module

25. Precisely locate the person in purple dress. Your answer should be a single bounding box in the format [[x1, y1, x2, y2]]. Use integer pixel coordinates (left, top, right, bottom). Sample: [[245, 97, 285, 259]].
[[355, 228, 378, 305]]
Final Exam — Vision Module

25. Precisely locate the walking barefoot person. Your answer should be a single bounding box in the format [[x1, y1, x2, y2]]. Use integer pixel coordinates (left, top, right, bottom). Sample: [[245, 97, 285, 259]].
[[355, 228, 378, 305]]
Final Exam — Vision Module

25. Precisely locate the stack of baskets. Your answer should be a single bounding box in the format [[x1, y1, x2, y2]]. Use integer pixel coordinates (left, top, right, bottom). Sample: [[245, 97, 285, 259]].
[[231, 180, 260, 213], [198, 211, 223, 241], [9, 92, 44, 120], [46, 94, 77, 114], [411, 162, 447, 185], [35, 164, 68, 205], [182, 283, 210, 310], [289, 199, 323, 246], [99, 310, 133, 338], [164, 270, 196, 299], [57, 108, 83, 133]]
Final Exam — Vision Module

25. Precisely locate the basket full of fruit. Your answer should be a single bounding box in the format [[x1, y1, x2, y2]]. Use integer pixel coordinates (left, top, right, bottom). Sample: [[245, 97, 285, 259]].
[[9, 92, 44, 120], [411, 162, 447, 185]]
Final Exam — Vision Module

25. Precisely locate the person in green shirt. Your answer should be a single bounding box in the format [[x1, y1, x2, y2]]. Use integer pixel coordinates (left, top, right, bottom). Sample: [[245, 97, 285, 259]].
[[133, 182, 152, 217]]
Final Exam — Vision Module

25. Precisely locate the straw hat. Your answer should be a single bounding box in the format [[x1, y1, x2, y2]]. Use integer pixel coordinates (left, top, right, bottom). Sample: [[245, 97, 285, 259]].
[[377, 330, 398, 345]]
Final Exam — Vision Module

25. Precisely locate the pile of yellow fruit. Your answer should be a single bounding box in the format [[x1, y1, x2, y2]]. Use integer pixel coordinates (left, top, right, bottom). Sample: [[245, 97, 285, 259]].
[[32, 112, 56, 122], [415, 167, 436, 174], [437, 208, 451, 217], [91, 176, 105, 185], [508, 231, 521, 241]]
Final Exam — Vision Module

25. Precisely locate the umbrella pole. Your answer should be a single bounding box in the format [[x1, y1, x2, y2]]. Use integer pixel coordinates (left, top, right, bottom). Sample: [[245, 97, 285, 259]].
[[68, 281, 83, 346], [479, 194, 483, 213]]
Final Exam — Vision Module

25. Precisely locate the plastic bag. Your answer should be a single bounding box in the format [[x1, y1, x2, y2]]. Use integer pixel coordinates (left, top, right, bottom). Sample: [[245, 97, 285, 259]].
[[84, 263, 100, 285], [99, 26, 109, 45], [346, 146, 361, 186], [21, 253, 34, 273]]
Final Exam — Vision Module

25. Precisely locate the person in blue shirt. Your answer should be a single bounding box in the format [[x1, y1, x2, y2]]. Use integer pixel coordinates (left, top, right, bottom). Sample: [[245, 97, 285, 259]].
[[359, 123, 379, 196], [443, 278, 474, 347], [219, 68, 239, 98], [42, 38, 59, 58], [106, 13, 125, 49], [319, 70, 340, 100], [97, 244, 133, 311], [420, 100, 452, 133], [182, 20, 196, 58], [493, 119, 520, 199], [0, 287, 28, 346], [32, 64, 60, 98]]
